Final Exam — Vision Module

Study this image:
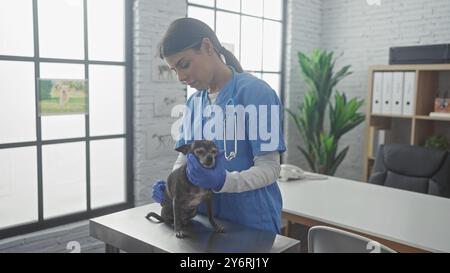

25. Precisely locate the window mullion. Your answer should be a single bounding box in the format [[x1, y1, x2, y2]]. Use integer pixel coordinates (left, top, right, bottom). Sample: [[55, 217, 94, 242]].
[[83, 0, 91, 213], [32, 0, 44, 223]]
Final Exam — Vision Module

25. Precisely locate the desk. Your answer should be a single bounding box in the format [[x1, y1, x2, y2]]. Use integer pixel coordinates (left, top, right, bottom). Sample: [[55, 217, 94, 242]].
[[89, 203, 300, 253], [279, 173, 450, 253]]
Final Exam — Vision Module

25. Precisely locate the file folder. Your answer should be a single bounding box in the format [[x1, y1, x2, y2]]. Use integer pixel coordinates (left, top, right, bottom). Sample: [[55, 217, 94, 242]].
[[371, 72, 383, 114], [391, 72, 404, 115], [381, 72, 393, 114], [403, 72, 416, 115]]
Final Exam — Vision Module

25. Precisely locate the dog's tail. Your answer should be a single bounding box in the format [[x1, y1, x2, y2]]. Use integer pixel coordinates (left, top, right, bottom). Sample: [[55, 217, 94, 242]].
[[145, 212, 164, 223]]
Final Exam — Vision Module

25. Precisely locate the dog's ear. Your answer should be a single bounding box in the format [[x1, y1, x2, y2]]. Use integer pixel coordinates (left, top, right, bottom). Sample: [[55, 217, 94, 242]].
[[175, 144, 191, 155]]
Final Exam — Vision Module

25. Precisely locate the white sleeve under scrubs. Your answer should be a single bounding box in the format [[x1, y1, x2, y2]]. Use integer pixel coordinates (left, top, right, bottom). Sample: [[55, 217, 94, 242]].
[[172, 151, 281, 193]]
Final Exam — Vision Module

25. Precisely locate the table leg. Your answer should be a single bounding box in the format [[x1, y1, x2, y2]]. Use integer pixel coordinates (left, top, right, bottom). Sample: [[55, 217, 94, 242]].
[[105, 243, 120, 253], [284, 220, 292, 237]]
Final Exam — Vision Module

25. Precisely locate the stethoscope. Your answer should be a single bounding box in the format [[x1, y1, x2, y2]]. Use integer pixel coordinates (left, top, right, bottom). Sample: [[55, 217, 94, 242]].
[[223, 98, 237, 161], [201, 66, 238, 161]]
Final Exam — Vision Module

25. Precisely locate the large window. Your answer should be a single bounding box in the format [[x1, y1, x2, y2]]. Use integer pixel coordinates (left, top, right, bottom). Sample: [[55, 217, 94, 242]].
[[0, 0, 133, 239], [186, 0, 285, 99]]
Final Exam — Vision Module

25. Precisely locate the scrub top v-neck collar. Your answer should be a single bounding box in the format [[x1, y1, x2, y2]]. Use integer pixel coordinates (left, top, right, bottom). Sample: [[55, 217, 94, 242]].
[[204, 66, 237, 107]]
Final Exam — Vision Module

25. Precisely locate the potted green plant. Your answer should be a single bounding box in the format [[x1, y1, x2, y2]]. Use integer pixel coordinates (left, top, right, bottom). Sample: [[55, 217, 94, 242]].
[[286, 49, 365, 175], [425, 135, 450, 150]]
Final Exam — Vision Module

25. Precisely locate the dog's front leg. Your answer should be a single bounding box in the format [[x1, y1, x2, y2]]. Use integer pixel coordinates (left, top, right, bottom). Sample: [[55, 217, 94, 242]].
[[173, 197, 185, 238], [206, 197, 224, 233]]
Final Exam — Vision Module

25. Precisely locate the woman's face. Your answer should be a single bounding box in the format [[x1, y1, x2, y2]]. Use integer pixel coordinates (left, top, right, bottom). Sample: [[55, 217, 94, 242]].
[[165, 39, 215, 91]]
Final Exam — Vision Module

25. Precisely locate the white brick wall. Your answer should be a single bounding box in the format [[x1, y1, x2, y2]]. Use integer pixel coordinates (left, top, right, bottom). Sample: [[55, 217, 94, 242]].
[[283, 0, 322, 169], [133, 0, 187, 206], [320, 0, 450, 180]]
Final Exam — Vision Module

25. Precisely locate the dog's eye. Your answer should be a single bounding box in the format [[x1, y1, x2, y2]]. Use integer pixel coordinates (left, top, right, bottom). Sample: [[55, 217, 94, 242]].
[[195, 149, 204, 155], [211, 150, 217, 155]]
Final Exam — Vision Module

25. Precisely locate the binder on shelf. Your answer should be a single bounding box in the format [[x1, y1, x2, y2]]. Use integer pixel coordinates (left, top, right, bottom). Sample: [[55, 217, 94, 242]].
[[371, 72, 383, 114], [391, 72, 404, 115], [402, 72, 416, 115], [381, 72, 393, 114]]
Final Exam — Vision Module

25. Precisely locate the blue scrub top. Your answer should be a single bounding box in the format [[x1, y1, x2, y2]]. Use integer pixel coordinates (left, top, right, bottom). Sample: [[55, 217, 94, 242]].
[[175, 67, 286, 234]]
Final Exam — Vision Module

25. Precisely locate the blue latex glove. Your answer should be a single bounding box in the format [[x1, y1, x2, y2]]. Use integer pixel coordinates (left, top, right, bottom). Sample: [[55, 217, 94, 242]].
[[152, 180, 166, 203], [186, 151, 226, 191]]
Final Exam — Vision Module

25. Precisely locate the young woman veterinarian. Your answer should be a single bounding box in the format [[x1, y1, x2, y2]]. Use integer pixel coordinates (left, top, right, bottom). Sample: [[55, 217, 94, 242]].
[[152, 17, 286, 234]]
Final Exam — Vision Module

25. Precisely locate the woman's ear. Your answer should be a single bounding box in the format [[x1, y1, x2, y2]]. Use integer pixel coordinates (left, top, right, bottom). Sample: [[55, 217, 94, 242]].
[[201, 37, 214, 56]]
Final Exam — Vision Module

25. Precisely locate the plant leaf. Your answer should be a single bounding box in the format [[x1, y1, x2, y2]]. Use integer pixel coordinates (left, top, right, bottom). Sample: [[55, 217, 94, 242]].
[[292, 49, 364, 175]]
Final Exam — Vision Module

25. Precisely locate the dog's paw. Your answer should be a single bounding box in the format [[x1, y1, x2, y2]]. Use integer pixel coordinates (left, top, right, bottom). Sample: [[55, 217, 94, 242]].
[[176, 231, 186, 238], [214, 225, 225, 233]]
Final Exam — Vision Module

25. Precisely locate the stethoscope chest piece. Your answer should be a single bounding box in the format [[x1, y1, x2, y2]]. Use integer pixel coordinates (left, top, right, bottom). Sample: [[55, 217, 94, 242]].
[[223, 101, 238, 161]]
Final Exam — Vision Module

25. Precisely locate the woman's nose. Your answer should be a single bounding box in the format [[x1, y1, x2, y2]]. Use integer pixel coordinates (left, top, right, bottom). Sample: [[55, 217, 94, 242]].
[[177, 71, 188, 83]]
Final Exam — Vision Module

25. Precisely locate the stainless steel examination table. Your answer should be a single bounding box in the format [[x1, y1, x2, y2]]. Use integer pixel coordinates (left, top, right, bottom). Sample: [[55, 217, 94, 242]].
[[89, 203, 300, 253]]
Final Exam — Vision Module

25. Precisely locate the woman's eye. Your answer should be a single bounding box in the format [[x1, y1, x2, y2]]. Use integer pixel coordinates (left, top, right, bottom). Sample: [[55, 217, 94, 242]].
[[180, 62, 190, 69]]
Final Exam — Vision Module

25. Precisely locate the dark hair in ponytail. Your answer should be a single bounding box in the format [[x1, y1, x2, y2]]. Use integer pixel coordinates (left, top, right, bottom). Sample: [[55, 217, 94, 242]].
[[159, 17, 243, 73], [218, 46, 243, 73]]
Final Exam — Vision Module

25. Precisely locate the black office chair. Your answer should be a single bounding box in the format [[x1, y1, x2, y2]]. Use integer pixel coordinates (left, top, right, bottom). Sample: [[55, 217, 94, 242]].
[[369, 144, 450, 198]]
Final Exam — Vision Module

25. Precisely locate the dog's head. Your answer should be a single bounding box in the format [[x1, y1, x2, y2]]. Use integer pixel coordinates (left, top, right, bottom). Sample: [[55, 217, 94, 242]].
[[176, 140, 218, 169]]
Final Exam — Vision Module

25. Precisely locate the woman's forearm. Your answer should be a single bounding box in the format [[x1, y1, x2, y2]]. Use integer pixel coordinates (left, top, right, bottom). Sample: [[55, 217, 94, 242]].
[[218, 152, 281, 193]]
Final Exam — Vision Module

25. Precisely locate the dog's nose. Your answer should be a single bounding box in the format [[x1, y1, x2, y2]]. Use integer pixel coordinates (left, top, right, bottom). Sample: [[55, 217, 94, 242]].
[[205, 155, 213, 164]]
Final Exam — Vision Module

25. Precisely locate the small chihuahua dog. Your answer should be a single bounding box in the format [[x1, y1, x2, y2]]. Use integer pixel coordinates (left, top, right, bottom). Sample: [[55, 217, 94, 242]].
[[146, 140, 225, 238]]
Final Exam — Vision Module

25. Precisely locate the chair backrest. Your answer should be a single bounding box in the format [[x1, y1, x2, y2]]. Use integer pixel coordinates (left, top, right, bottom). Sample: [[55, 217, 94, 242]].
[[368, 144, 450, 198], [308, 226, 396, 253]]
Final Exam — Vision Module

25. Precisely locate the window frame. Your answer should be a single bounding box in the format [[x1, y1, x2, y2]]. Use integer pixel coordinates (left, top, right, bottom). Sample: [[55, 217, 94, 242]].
[[0, 0, 134, 239], [186, 0, 287, 103]]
